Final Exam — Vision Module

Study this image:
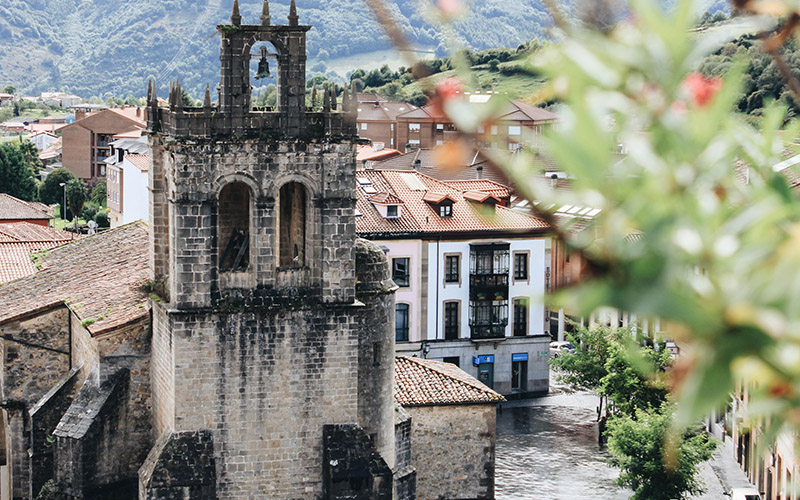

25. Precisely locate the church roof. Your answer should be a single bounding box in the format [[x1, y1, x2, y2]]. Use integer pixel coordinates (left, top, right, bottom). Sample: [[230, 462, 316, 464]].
[[394, 356, 505, 406], [0, 222, 149, 335]]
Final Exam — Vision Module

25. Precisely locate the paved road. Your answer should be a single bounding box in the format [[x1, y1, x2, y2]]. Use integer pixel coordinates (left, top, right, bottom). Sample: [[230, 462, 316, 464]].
[[494, 381, 746, 499]]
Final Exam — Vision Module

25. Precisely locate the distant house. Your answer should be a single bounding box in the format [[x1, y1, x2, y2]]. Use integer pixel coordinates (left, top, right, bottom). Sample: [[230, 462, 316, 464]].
[[28, 131, 58, 151], [0, 93, 14, 107], [356, 98, 418, 149], [372, 148, 516, 187], [356, 169, 552, 396], [0, 222, 77, 283], [59, 107, 145, 182], [41, 92, 82, 108], [105, 134, 149, 228], [0, 193, 53, 226], [395, 356, 504, 500], [357, 144, 402, 168], [395, 94, 558, 152]]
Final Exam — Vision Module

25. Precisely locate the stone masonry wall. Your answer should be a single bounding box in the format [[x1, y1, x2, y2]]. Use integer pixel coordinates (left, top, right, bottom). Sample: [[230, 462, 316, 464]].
[[166, 305, 362, 499], [0, 308, 70, 499], [407, 404, 497, 500], [354, 238, 395, 468], [149, 304, 174, 439], [160, 139, 357, 309]]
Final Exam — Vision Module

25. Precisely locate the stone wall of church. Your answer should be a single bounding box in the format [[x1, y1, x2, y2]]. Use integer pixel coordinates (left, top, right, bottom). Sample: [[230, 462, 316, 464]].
[[406, 404, 497, 500]]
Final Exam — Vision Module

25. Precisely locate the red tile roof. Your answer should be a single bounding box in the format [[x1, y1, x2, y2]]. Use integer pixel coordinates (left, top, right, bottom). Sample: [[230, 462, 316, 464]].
[[421, 191, 456, 204], [125, 153, 149, 172], [445, 180, 511, 200], [0, 241, 63, 284], [0, 193, 53, 221], [394, 356, 505, 406], [369, 192, 404, 205], [373, 148, 515, 187], [463, 190, 499, 203], [355, 169, 549, 237], [0, 222, 149, 335], [0, 222, 77, 243], [357, 101, 417, 122], [356, 145, 402, 162]]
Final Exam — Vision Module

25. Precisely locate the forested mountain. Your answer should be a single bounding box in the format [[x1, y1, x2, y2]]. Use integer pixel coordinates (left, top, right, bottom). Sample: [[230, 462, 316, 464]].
[[0, 0, 730, 100]]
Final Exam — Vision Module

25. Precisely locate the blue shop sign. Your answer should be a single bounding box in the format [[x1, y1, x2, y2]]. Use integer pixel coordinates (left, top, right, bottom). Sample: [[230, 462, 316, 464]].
[[472, 354, 495, 366], [512, 352, 528, 362]]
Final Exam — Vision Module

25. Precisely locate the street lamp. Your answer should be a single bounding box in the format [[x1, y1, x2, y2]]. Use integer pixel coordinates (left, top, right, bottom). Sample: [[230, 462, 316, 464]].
[[59, 182, 66, 221]]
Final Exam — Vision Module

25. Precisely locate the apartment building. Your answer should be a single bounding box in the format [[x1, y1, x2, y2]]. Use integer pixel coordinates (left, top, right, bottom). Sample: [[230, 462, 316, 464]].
[[356, 168, 552, 396]]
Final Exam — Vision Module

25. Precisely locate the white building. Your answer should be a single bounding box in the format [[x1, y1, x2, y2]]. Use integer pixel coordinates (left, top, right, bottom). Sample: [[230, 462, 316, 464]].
[[356, 169, 552, 396], [105, 134, 149, 227]]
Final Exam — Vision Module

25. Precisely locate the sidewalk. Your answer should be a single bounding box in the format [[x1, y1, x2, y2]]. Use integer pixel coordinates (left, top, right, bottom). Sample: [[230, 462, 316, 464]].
[[691, 433, 757, 499]]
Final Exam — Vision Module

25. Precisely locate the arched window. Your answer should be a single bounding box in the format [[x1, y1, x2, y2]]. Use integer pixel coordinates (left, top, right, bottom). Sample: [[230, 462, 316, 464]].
[[279, 182, 306, 267], [219, 182, 250, 271]]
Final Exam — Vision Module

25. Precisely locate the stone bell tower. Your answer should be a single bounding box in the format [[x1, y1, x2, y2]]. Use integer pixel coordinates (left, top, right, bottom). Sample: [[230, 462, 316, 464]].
[[139, 1, 399, 498]]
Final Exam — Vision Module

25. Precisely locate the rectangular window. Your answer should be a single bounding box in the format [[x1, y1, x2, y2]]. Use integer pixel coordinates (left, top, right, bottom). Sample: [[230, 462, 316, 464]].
[[513, 298, 528, 336], [443, 356, 460, 367], [444, 302, 459, 340], [408, 139, 420, 145], [409, 123, 421, 132], [361, 122, 368, 130], [436, 140, 443, 146], [514, 252, 528, 280], [477, 125, 485, 134], [396, 304, 409, 341], [512, 359, 528, 391], [436, 123, 444, 130], [491, 125, 498, 135], [386, 205, 398, 218], [445, 255, 459, 283], [508, 125, 521, 136], [392, 257, 410, 287], [439, 204, 452, 217]]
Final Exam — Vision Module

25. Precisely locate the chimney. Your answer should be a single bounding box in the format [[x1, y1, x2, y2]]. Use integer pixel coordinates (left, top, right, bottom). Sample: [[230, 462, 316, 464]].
[[550, 173, 558, 188], [476, 165, 483, 179], [374, 142, 384, 152], [413, 159, 421, 171]]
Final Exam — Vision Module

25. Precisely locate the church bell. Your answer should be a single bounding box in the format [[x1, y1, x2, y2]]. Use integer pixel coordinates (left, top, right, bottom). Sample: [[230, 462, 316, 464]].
[[256, 46, 271, 79]]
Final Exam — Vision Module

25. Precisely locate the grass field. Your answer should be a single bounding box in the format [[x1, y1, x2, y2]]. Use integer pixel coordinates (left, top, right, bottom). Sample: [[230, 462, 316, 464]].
[[309, 47, 437, 81]]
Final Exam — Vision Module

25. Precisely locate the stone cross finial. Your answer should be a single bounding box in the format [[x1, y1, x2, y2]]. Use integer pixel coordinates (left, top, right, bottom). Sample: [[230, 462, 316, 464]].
[[204, 83, 212, 108], [175, 80, 184, 111], [261, 0, 271, 25], [330, 86, 337, 111], [323, 83, 330, 111], [231, 0, 242, 26], [311, 83, 317, 109], [168, 81, 175, 109], [341, 86, 350, 112], [288, 0, 298, 26], [147, 79, 153, 104]]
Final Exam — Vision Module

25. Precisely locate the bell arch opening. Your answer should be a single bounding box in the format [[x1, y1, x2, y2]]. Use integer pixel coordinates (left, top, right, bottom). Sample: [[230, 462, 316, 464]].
[[219, 182, 251, 272], [279, 181, 307, 268], [250, 41, 279, 110]]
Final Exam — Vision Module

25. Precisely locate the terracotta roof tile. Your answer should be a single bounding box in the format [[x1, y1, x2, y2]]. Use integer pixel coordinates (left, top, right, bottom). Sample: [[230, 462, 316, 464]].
[[0, 194, 52, 221], [446, 180, 511, 200], [421, 191, 456, 204], [0, 241, 63, 283], [0, 222, 76, 243], [394, 356, 505, 406], [125, 153, 149, 172], [368, 192, 404, 205], [463, 190, 499, 203], [373, 148, 515, 187], [0, 222, 149, 335], [355, 169, 549, 237]]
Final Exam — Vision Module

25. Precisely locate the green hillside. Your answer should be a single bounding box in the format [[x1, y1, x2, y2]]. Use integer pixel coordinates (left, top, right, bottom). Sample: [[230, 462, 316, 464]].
[[0, 0, 731, 100]]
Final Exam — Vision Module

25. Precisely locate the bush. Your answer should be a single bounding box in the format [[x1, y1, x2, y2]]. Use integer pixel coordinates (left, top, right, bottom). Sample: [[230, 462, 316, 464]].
[[81, 204, 98, 221], [94, 211, 109, 228]]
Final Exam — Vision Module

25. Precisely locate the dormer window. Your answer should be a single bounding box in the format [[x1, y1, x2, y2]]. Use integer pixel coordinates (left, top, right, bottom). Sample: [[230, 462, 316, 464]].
[[422, 191, 456, 218], [369, 192, 404, 219]]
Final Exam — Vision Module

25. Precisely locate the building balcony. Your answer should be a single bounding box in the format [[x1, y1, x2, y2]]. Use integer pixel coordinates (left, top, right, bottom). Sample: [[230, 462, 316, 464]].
[[469, 273, 509, 301], [469, 323, 507, 340]]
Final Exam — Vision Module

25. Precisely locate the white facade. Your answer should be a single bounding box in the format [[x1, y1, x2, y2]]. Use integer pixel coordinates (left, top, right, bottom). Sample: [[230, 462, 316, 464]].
[[120, 157, 149, 225], [29, 132, 57, 151], [386, 235, 551, 396]]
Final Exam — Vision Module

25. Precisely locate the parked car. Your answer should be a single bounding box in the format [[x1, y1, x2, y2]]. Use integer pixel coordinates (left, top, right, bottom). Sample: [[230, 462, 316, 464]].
[[729, 487, 761, 500], [549, 341, 575, 357]]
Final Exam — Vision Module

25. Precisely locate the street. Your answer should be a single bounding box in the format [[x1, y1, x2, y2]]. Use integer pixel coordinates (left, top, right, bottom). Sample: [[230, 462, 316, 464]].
[[495, 381, 732, 499]]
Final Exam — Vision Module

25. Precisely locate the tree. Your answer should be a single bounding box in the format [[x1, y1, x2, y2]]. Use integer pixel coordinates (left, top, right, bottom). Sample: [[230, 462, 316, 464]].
[[90, 180, 106, 207], [39, 168, 77, 206], [3, 85, 15, 95], [600, 339, 671, 417], [65, 179, 86, 227], [17, 138, 42, 177], [180, 87, 196, 107], [607, 406, 716, 500], [0, 142, 37, 201]]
